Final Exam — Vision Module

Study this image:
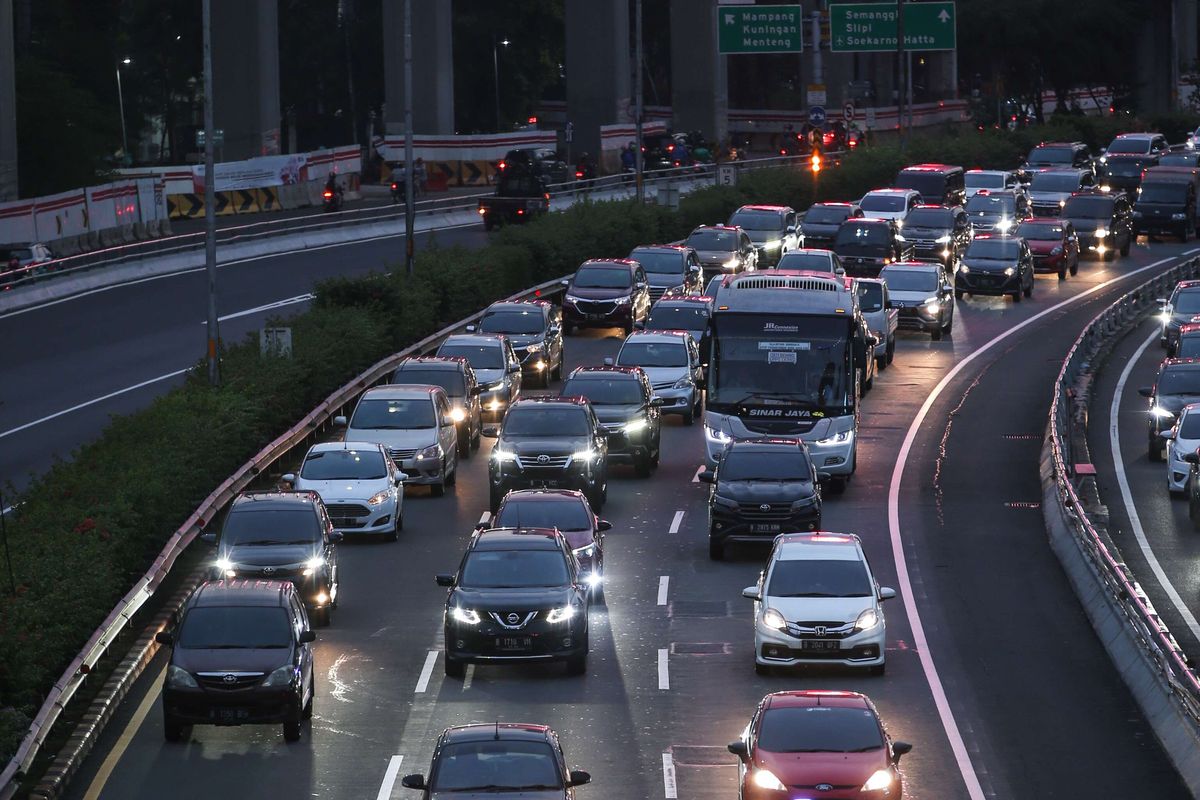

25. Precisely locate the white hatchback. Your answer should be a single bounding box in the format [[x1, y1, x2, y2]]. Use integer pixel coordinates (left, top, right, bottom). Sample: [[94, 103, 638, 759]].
[[742, 532, 896, 675], [285, 442, 407, 540], [858, 189, 921, 226], [1164, 402, 1200, 494]]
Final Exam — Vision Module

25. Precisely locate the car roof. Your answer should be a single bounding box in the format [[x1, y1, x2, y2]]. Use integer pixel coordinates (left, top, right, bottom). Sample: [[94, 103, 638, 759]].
[[486, 300, 550, 313], [1018, 217, 1065, 224], [809, 201, 858, 208], [1033, 168, 1087, 176], [969, 188, 1021, 198], [692, 224, 742, 233], [1112, 132, 1160, 141], [971, 233, 1020, 242], [230, 491, 321, 511], [307, 441, 386, 455], [735, 204, 791, 212], [1036, 141, 1086, 148], [567, 365, 644, 378], [900, 163, 962, 173], [849, 217, 894, 225], [191, 579, 295, 607], [510, 395, 590, 408], [910, 203, 954, 212], [472, 527, 567, 550], [630, 244, 688, 253], [442, 333, 506, 347], [1175, 280, 1200, 291], [787, 248, 835, 257], [397, 356, 470, 371], [761, 690, 872, 711], [965, 168, 1013, 175], [500, 489, 589, 504], [727, 437, 808, 454], [864, 188, 918, 195], [1161, 358, 1200, 371], [622, 329, 691, 344], [441, 723, 553, 744], [652, 296, 713, 308], [1180, 323, 1200, 335], [363, 384, 443, 400], [581, 258, 638, 269], [882, 261, 940, 273], [774, 532, 864, 562]]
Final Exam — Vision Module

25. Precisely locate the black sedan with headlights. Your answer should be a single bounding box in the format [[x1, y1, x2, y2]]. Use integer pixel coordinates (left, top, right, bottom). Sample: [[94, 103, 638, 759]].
[[880, 262, 955, 340], [437, 527, 591, 677], [1140, 358, 1200, 461], [628, 244, 704, 301], [471, 299, 564, 389], [560, 366, 661, 476], [699, 438, 823, 561], [895, 204, 971, 269], [954, 234, 1035, 302], [797, 201, 862, 248]]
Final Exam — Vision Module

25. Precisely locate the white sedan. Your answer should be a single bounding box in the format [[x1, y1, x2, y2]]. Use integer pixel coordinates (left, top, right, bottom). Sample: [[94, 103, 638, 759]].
[[285, 442, 407, 540], [1164, 403, 1200, 494]]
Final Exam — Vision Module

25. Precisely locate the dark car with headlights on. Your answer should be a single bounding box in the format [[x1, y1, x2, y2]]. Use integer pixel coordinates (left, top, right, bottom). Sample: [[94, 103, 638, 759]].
[[699, 438, 822, 560], [1098, 133, 1169, 194], [437, 527, 591, 677], [628, 244, 704, 302], [880, 262, 954, 340], [685, 224, 758, 278], [483, 489, 611, 600], [727, 690, 911, 800], [798, 202, 862, 248], [202, 491, 341, 626], [392, 356, 483, 457], [728, 204, 799, 266], [1135, 166, 1200, 241], [833, 217, 908, 277], [955, 234, 1034, 302], [1017, 219, 1079, 279], [641, 294, 714, 366], [1158, 279, 1200, 351], [486, 397, 609, 512], [896, 204, 971, 269], [437, 333, 523, 421], [1020, 140, 1094, 181], [560, 366, 661, 476], [399, 723, 591, 798], [1060, 190, 1132, 260], [155, 580, 316, 742], [560, 258, 650, 335], [1028, 168, 1097, 217], [894, 163, 966, 206], [964, 188, 1030, 236], [1140, 359, 1200, 461], [470, 299, 563, 389]]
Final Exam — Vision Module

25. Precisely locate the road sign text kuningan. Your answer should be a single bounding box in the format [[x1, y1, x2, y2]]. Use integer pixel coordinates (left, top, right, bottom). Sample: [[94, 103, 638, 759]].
[[829, 2, 956, 52], [717, 4, 804, 54]]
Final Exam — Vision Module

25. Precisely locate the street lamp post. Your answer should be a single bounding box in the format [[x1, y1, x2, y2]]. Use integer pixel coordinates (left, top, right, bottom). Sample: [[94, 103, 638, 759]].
[[492, 37, 510, 132], [116, 57, 131, 162]]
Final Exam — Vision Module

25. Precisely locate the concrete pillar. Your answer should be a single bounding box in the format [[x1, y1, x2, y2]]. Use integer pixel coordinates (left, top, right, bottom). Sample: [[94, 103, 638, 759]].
[[565, 0, 631, 158], [669, 0, 727, 142], [0, 0, 16, 200], [383, 0, 454, 135], [211, 1, 281, 159]]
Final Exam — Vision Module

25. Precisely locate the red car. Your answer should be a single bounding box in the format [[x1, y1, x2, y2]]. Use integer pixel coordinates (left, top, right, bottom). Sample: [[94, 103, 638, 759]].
[[728, 691, 911, 799], [1016, 218, 1080, 279]]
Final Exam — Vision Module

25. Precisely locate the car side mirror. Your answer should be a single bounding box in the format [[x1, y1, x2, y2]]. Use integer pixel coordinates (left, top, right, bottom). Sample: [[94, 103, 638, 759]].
[[507, 364, 521, 374], [892, 741, 913, 762], [199, 532, 217, 546], [482, 426, 499, 438], [1137, 387, 1153, 397], [689, 265, 701, 274], [395, 472, 409, 484], [329, 532, 344, 544], [442, 414, 455, 427], [727, 740, 749, 758], [548, 325, 560, 335], [400, 774, 427, 790], [281, 472, 297, 486], [470, 385, 484, 396], [879, 586, 897, 601], [1162, 430, 1176, 440], [742, 586, 760, 601], [333, 415, 348, 428], [786, 225, 797, 234], [435, 573, 456, 587], [154, 631, 174, 646], [465, 324, 477, 333], [560, 279, 570, 287], [298, 630, 316, 644], [567, 770, 592, 787], [475, 511, 493, 530], [698, 469, 716, 484], [598, 519, 612, 532]]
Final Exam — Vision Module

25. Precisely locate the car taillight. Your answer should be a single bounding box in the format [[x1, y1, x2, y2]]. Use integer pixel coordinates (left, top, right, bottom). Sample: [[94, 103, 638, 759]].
[[323, 190, 333, 199], [575, 171, 583, 179], [391, 182, 398, 191]]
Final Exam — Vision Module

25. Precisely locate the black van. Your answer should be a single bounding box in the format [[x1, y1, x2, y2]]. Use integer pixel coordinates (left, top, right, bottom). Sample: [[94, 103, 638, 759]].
[[894, 164, 966, 207], [1135, 166, 1200, 242]]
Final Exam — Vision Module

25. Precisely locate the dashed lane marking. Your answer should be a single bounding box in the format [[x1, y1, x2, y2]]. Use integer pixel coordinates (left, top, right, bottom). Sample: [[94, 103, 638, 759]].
[[657, 576, 669, 606], [375, 755, 404, 800], [414, 650, 438, 693], [657, 648, 670, 690], [669, 510, 684, 533], [662, 751, 678, 799]]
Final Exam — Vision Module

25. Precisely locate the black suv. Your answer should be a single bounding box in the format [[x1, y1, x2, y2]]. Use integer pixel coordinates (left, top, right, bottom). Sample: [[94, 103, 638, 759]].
[[437, 527, 591, 676], [629, 244, 704, 301], [1140, 358, 1200, 460], [486, 397, 609, 511], [894, 163, 966, 206], [1020, 141, 1094, 180], [1060, 190, 1133, 260], [471, 299, 564, 388], [156, 580, 317, 742], [641, 294, 714, 367], [685, 224, 758, 277], [798, 202, 862, 248], [897, 204, 971, 269], [699, 438, 823, 560], [955, 234, 1035, 302], [833, 217, 910, 276], [1099, 133, 1169, 194], [202, 491, 341, 625], [392, 356, 483, 457], [560, 366, 662, 476], [727, 204, 799, 267]]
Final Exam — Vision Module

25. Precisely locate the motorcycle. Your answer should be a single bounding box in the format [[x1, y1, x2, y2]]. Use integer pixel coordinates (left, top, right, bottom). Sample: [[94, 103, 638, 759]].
[[390, 180, 403, 204], [322, 184, 344, 213]]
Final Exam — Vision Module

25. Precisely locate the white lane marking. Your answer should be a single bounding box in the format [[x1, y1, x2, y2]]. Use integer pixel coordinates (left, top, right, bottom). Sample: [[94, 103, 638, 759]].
[[657, 648, 670, 690], [657, 576, 670, 606], [202, 292, 314, 324], [1110, 328, 1200, 641], [661, 751, 677, 799], [668, 510, 684, 533], [691, 465, 704, 482], [376, 755, 405, 800], [0, 367, 191, 440], [887, 254, 1186, 800], [414, 650, 438, 693], [462, 664, 475, 691], [81, 662, 167, 800]]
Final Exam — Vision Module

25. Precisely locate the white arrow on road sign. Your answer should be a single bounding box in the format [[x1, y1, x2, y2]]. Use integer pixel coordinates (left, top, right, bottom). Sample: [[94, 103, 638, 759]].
[[724, 13, 734, 24], [938, 9, 950, 22]]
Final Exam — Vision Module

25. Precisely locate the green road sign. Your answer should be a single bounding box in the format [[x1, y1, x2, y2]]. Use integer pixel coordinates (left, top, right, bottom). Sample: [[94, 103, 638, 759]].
[[829, 2, 956, 52], [717, 4, 804, 54]]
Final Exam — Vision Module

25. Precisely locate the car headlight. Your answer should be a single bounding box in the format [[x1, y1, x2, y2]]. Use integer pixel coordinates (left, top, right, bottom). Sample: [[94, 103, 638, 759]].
[[486, 398, 503, 411], [724, 257, 740, 269], [573, 544, 596, 558], [673, 377, 692, 389], [415, 444, 441, 461], [705, 423, 732, 443], [935, 234, 952, 244], [166, 664, 199, 689], [816, 429, 852, 446], [451, 606, 481, 625], [761, 607, 787, 630], [449, 407, 466, 423], [623, 418, 648, 434], [895, 233, 906, 242], [546, 605, 577, 623], [572, 448, 595, 461], [564, 294, 583, 304], [614, 295, 631, 305], [302, 556, 325, 577], [995, 218, 1013, 232], [367, 490, 392, 506], [761, 239, 782, 250], [855, 607, 881, 632], [751, 769, 787, 791], [214, 557, 235, 578], [1003, 266, 1016, 276], [959, 263, 970, 273], [492, 446, 517, 463], [262, 664, 299, 687], [525, 343, 543, 353], [1173, 212, 1188, 220], [862, 769, 894, 792], [1095, 227, 1108, 238], [922, 296, 941, 312], [1058, 199, 1066, 207], [1151, 406, 1175, 419]]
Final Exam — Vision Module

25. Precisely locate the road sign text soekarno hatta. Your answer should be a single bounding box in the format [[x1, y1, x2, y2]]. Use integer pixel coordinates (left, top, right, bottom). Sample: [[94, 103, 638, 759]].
[[717, 4, 803, 54], [829, 2, 956, 52]]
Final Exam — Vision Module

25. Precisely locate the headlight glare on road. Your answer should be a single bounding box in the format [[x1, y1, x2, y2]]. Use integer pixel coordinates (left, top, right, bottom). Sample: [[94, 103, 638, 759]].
[[546, 605, 576, 623], [862, 769, 894, 792], [367, 490, 392, 506], [262, 664, 299, 687], [167, 665, 199, 689], [855, 607, 881, 631], [752, 769, 787, 791], [761, 608, 787, 630]]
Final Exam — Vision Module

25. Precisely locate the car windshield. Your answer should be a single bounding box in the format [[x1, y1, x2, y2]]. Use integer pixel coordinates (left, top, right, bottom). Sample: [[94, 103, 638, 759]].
[[459, 549, 570, 588], [1029, 146, 1074, 164], [1104, 159, 1145, 177], [573, 266, 632, 288], [859, 194, 906, 212], [631, 250, 685, 274], [1175, 290, 1200, 314], [351, 397, 436, 429], [430, 741, 562, 792], [646, 306, 710, 331], [391, 368, 466, 397], [729, 210, 782, 230], [496, 499, 592, 531], [1108, 139, 1151, 154], [1179, 411, 1200, 439], [480, 310, 545, 335], [834, 222, 889, 248], [177, 607, 293, 649], [562, 376, 645, 405], [1030, 173, 1082, 192], [300, 449, 388, 480], [756, 706, 884, 753], [503, 407, 591, 436], [804, 205, 852, 224], [965, 194, 1015, 215], [857, 282, 884, 312], [720, 449, 810, 480], [1161, 154, 1200, 167], [1062, 197, 1112, 218], [687, 230, 737, 251], [965, 239, 1021, 260], [618, 341, 689, 368], [895, 173, 947, 198], [965, 172, 1005, 189], [221, 509, 320, 546], [1139, 182, 1189, 204], [778, 252, 837, 272], [439, 343, 505, 370], [903, 208, 952, 228], [1016, 222, 1064, 241], [767, 558, 873, 598], [1159, 366, 1200, 395], [881, 268, 938, 293]]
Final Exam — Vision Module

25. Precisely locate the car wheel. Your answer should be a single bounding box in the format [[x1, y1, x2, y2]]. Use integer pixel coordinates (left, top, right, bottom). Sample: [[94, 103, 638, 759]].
[[709, 535, 725, 561], [885, 337, 895, 365], [1150, 433, 1165, 462], [931, 325, 942, 341], [444, 655, 466, 678], [445, 459, 457, 487], [471, 425, 481, 450], [754, 662, 771, 677], [954, 289, 964, 300], [651, 435, 661, 466], [283, 718, 303, 742], [566, 651, 588, 676], [163, 712, 186, 743], [1023, 277, 1033, 298], [942, 313, 953, 334], [587, 486, 604, 513], [869, 662, 886, 676], [1070, 257, 1078, 276], [1012, 288, 1022, 303], [564, 322, 576, 336], [1058, 266, 1066, 281], [311, 605, 331, 627], [827, 476, 848, 495], [387, 511, 402, 541], [1120, 237, 1131, 257], [635, 451, 653, 478], [302, 692, 314, 720], [457, 427, 471, 459]]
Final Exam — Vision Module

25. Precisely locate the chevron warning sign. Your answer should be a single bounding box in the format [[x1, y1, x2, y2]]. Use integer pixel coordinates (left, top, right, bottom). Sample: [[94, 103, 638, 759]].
[[460, 160, 488, 186], [256, 186, 280, 212], [213, 191, 234, 216], [167, 193, 204, 219], [433, 161, 457, 186], [233, 189, 260, 214]]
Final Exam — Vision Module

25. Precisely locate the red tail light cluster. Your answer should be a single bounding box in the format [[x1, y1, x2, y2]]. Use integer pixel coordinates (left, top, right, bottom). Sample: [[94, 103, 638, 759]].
[[323, 190, 333, 199]]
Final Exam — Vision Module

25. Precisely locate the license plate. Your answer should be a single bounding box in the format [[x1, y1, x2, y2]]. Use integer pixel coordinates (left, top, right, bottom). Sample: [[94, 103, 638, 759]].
[[800, 640, 840, 651], [587, 313, 606, 320], [749, 523, 781, 533], [496, 637, 532, 651], [214, 707, 249, 723]]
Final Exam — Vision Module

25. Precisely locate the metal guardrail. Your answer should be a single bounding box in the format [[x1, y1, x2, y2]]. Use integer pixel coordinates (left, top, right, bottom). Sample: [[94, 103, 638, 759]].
[[0, 275, 571, 797], [1047, 256, 1200, 726]]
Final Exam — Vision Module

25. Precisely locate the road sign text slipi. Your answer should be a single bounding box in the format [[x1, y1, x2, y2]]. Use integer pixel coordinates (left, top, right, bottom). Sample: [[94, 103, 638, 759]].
[[829, 2, 956, 53], [717, 4, 803, 54]]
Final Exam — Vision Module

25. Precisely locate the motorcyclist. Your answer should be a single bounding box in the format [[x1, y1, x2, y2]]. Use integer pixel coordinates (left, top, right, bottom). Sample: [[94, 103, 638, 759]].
[[575, 152, 596, 184], [324, 172, 343, 211], [620, 143, 636, 172]]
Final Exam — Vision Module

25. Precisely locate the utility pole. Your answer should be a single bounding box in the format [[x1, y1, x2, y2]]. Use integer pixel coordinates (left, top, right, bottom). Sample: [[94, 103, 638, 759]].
[[634, 0, 644, 203], [896, 0, 906, 152], [202, 0, 219, 386], [403, 0, 415, 276]]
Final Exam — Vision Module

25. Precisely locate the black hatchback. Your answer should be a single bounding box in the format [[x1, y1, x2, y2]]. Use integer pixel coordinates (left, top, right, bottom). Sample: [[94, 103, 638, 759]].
[[955, 234, 1034, 302], [1140, 358, 1200, 461], [560, 366, 662, 476]]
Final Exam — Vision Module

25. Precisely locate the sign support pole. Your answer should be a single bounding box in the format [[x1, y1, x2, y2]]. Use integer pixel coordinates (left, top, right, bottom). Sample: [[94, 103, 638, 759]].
[[897, 0, 906, 153], [202, 0, 220, 387], [635, 0, 644, 204], [403, 0, 415, 277]]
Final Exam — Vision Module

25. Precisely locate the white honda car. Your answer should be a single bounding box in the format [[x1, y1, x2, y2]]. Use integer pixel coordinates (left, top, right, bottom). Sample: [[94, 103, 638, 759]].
[[1164, 402, 1200, 494], [742, 532, 896, 675], [285, 442, 407, 540]]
